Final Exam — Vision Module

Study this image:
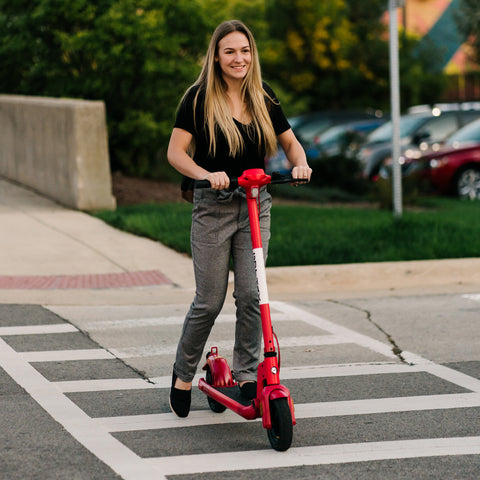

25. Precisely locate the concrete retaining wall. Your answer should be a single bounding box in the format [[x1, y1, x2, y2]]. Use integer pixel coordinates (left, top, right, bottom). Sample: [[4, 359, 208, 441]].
[[0, 95, 116, 210]]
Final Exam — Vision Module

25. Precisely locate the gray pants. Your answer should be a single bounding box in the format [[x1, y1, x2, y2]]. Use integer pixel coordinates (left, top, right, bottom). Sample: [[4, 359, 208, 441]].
[[174, 186, 272, 383]]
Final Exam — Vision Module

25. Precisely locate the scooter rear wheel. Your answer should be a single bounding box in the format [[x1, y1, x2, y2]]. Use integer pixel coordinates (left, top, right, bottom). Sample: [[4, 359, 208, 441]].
[[267, 397, 293, 451], [205, 369, 227, 413]]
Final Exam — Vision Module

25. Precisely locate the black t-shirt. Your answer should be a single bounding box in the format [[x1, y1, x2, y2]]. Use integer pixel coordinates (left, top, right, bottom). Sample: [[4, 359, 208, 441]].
[[174, 82, 290, 181]]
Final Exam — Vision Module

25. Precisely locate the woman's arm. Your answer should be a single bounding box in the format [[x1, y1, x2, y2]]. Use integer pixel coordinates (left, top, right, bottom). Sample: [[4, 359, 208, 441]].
[[167, 128, 230, 189], [277, 129, 312, 181]]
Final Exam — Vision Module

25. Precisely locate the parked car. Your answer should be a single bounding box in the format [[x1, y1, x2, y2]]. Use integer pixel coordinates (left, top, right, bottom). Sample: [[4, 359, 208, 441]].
[[291, 110, 385, 145], [266, 111, 385, 173], [379, 117, 480, 200], [305, 118, 387, 160], [383, 145, 480, 200], [357, 103, 480, 179]]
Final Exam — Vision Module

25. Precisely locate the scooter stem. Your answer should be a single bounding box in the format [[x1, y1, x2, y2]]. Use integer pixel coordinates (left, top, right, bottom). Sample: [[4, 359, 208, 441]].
[[238, 169, 276, 356]]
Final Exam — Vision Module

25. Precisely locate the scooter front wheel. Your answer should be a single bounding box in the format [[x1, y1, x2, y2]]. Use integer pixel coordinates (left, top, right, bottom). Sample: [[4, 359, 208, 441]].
[[267, 397, 293, 451], [205, 369, 227, 413]]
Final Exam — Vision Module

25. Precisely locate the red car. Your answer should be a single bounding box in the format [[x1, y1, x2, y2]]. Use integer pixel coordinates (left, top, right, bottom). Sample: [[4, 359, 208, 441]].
[[379, 117, 480, 200], [422, 145, 480, 199], [381, 144, 480, 200]]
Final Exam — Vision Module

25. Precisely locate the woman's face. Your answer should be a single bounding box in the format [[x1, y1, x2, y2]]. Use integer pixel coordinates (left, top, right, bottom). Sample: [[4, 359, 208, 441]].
[[216, 31, 251, 83]]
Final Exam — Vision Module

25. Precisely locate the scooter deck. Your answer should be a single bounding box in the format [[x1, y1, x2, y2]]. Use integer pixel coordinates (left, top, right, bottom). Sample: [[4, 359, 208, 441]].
[[210, 384, 253, 406]]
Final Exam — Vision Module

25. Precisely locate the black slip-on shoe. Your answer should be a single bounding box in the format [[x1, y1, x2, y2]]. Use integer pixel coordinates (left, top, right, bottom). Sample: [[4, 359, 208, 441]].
[[239, 381, 257, 400], [169, 370, 191, 418]]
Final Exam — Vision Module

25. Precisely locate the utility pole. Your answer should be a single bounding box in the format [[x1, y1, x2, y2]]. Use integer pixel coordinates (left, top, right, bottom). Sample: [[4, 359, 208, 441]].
[[389, 0, 403, 217]]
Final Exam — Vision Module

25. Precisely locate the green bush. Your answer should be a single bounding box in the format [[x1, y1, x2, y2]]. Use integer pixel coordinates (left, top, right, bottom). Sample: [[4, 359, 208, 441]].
[[0, 0, 211, 177], [307, 153, 369, 195], [371, 176, 422, 209]]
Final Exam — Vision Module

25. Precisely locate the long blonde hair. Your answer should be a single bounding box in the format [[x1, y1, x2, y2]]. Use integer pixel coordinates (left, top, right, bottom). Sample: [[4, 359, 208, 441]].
[[186, 20, 278, 158]]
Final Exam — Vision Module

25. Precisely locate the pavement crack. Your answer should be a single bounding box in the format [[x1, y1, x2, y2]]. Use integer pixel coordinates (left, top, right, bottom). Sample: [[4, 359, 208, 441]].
[[54, 310, 153, 382], [328, 299, 408, 364]]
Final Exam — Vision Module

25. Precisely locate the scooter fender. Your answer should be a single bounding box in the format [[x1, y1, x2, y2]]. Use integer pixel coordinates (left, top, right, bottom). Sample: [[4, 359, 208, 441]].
[[202, 349, 235, 388], [259, 384, 296, 430]]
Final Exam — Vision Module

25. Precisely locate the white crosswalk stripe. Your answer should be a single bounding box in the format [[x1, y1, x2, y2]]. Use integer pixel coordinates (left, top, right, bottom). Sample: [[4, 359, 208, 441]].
[[145, 436, 480, 476], [93, 392, 480, 433], [0, 323, 78, 335], [55, 378, 157, 393], [148, 361, 418, 387], [463, 293, 480, 302], [109, 334, 349, 358], [70, 312, 291, 330], [21, 349, 115, 362]]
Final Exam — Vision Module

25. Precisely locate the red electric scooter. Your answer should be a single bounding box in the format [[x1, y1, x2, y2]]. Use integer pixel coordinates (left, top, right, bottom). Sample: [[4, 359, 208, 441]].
[[196, 168, 303, 451]]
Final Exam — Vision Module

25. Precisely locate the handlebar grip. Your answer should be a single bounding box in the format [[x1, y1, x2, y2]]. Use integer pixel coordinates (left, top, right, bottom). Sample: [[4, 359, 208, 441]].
[[194, 178, 239, 189], [270, 172, 293, 184], [194, 179, 211, 189], [270, 172, 309, 185]]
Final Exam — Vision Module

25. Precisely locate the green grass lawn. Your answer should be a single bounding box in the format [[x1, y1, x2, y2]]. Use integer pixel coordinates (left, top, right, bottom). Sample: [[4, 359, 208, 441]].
[[93, 196, 480, 267]]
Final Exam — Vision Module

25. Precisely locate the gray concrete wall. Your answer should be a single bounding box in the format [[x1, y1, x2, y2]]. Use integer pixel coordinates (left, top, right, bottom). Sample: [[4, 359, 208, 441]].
[[0, 95, 116, 210]]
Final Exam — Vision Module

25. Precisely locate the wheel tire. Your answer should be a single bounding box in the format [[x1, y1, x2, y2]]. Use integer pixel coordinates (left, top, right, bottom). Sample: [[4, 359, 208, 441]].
[[267, 397, 293, 451], [205, 369, 227, 413], [455, 167, 480, 200]]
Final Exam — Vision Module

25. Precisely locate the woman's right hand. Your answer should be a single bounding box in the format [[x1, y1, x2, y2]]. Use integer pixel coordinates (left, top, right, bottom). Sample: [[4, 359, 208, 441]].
[[202, 171, 230, 190]]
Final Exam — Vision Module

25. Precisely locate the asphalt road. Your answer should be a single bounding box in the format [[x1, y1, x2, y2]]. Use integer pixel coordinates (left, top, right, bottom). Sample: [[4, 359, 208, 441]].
[[1, 292, 480, 479]]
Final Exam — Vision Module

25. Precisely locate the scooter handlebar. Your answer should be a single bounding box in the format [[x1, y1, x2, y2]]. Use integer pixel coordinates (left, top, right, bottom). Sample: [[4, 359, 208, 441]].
[[194, 172, 308, 189]]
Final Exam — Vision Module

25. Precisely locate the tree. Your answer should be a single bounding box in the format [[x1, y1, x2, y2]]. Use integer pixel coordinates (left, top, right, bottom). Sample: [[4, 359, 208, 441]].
[[263, 0, 448, 113], [0, 0, 211, 177], [263, 0, 389, 112], [456, 0, 480, 63]]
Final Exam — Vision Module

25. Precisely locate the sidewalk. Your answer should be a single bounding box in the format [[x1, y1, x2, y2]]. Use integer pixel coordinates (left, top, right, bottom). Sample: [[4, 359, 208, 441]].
[[1, 177, 479, 305]]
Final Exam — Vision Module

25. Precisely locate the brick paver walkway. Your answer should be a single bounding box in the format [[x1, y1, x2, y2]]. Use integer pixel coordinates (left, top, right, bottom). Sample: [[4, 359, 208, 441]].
[[0, 270, 171, 289]]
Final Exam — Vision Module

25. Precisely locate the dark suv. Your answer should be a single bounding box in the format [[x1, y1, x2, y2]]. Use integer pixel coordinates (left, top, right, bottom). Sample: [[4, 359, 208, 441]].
[[357, 104, 480, 179]]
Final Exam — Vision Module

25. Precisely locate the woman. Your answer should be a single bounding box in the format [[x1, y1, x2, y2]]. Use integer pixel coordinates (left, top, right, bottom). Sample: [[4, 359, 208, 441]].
[[167, 19, 311, 417]]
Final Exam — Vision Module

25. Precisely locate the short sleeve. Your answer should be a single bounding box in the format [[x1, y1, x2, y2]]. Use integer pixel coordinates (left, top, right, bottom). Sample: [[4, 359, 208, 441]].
[[173, 86, 199, 135], [263, 82, 291, 136]]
